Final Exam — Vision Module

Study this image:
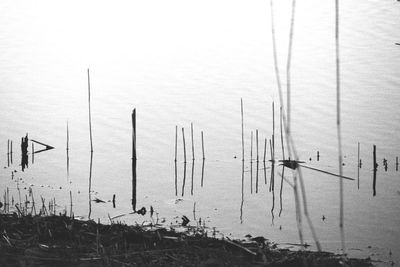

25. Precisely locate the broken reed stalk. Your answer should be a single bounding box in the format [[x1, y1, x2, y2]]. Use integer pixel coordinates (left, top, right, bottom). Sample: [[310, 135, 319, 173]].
[[132, 109, 137, 211], [250, 131, 253, 194], [357, 142, 360, 189], [87, 69, 93, 153], [174, 126, 178, 162], [241, 99, 245, 162], [191, 122, 195, 161], [256, 129, 259, 193], [335, 0, 345, 253], [201, 131, 205, 160], [182, 128, 187, 163], [373, 144, 377, 196]]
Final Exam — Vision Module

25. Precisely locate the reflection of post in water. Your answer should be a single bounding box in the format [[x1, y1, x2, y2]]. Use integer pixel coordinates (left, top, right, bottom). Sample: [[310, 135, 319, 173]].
[[279, 165, 285, 217], [263, 138, 267, 184], [357, 142, 360, 189], [88, 151, 93, 219], [373, 144, 377, 196], [201, 158, 205, 187], [269, 139, 275, 192], [181, 162, 187, 197], [271, 179, 275, 225], [174, 160, 178, 196], [174, 126, 178, 196], [70, 191, 73, 217], [67, 121, 70, 178], [190, 159, 195, 196], [7, 140, 10, 167], [201, 130, 205, 187], [21, 134, 29, 172], [10, 140, 13, 165], [279, 106, 285, 217], [32, 143, 34, 164], [256, 130, 259, 193], [240, 160, 244, 224], [250, 131, 253, 194], [132, 109, 137, 211]]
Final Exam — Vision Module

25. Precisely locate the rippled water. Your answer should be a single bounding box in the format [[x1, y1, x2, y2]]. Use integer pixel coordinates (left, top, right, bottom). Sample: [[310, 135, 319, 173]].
[[1, 0, 400, 264]]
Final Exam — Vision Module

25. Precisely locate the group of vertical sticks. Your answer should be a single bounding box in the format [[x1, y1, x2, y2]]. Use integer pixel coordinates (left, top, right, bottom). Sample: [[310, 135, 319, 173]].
[[174, 123, 206, 196], [242, 100, 281, 195]]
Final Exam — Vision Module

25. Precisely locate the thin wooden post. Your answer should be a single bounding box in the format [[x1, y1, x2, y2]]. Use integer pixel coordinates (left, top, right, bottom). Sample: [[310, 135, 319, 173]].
[[182, 128, 187, 163], [201, 131, 205, 160], [87, 69, 93, 153], [132, 109, 137, 211], [396, 156, 398, 171], [272, 101, 275, 161], [241, 99, 244, 162], [191, 122, 195, 161], [373, 144, 377, 196]]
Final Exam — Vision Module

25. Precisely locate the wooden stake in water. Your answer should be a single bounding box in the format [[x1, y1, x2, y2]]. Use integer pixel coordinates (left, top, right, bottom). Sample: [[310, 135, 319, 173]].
[[357, 142, 360, 189], [191, 122, 195, 161], [201, 131, 205, 160], [132, 109, 137, 211], [396, 156, 399, 171], [241, 99, 244, 162], [373, 144, 377, 196], [272, 101, 275, 161], [87, 69, 93, 153], [182, 128, 187, 163]]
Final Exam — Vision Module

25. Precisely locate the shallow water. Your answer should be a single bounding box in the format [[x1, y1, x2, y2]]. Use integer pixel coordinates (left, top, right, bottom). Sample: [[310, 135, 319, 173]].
[[1, 0, 400, 265]]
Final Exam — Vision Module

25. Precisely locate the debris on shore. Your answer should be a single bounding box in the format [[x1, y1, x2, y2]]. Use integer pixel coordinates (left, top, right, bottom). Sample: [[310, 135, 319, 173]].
[[0, 213, 372, 266]]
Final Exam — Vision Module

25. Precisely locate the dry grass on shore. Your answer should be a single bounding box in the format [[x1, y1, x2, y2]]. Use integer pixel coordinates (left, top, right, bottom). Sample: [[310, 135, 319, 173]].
[[0, 213, 372, 267]]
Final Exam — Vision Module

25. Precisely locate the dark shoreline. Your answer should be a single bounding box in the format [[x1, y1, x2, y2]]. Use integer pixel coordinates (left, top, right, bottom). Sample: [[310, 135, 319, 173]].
[[0, 213, 372, 266]]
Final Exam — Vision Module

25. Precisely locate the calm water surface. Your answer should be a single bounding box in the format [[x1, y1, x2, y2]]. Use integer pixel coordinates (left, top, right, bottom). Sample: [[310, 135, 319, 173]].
[[1, 0, 400, 265]]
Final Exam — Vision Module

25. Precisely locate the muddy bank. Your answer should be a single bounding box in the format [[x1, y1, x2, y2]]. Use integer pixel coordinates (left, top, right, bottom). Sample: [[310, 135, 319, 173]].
[[0, 213, 371, 266]]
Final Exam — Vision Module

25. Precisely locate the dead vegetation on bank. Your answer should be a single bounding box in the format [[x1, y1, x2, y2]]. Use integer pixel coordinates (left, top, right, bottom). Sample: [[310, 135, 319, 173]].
[[0, 213, 372, 267]]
